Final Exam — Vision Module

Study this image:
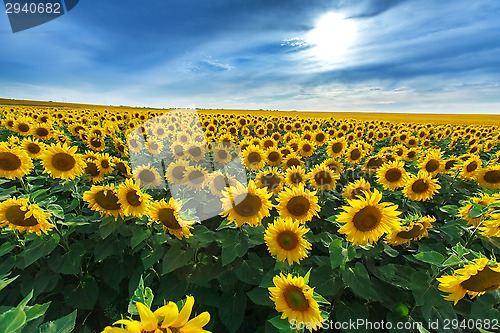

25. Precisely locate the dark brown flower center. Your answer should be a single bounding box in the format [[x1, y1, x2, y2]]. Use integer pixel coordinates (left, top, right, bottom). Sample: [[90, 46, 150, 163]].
[[268, 152, 280, 162], [95, 190, 121, 210], [248, 152, 262, 165], [366, 157, 383, 170], [353, 206, 382, 232], [6, 205, 39, 226], [52, 153, 76, 171], [188, 170, 205, 184], [425, 159, 440, 173], [314, 171, 332, 186], [261, 174, 281, 191], [283, 286, 309, 311], [217, 150, 228, 160], [331, 142, 343, 154], [412, 179, 429, 194], [286, 196, 310, 217], [213, 175, 229, 191], [350, 149, 361, 161], [18, 123, 30, 133], [0, 152, 22, 171], [397, 223, 425, 239], [158, 208, 181, 229], [277, 231, 299, 250], [172, 166, 186, 180], [139, 169, 156, 183], [233, 193, 262, 217], [385, 168, 402, 183], [126, 190, 142, 206], [27, 143, 41, 155], [466, 161, 478, 173], [290, 172, 303, 184], [461, 266, 500, 293], [483, 170, 500, 184], [36, 128, 49, 137], [189, 146, 202, 157], [286, 158, 300, 168]]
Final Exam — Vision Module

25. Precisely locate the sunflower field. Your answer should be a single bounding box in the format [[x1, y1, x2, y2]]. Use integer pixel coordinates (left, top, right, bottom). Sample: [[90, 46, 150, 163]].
[[0, 104, 499, 333]]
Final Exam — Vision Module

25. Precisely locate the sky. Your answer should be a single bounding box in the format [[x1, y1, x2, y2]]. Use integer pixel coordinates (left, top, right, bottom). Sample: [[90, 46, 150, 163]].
[[1, 0, 500, 113]]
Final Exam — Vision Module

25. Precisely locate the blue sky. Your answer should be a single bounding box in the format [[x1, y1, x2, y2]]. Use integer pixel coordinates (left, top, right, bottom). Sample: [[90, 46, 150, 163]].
[[1, 0, 500, 113]]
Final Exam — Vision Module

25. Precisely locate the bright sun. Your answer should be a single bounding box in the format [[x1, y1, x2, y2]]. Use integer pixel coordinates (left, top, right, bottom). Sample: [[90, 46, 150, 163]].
[[305, 12, 357, 64]]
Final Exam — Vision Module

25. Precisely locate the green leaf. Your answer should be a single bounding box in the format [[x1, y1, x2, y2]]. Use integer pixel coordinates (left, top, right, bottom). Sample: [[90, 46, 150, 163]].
[[0, 241, 15, 257], [442, 254, 462, 266], [312, 291, 330, 305], [99, 217, 123, 239], [48, 243, 85, 275], [141, 242, 164, 270], [268, 315, 296, 332], [413, 251, 445, 266], [234, 253, 263, 285], [342, 262, 373, 301], [64, 276, 98, 310], [36, 310, 77, 333], [0, 274, 19, 292], [162, 243, 195, 274], [0, 308, 26, 333], [219, 291, 247, 333], [47, 204, 65, 220], [16, 235, 59, 269], [439, 205, 459, 216], [452, 243, 470, 257], [468, 203, 490, 218], [247, 287, 273, 307], [131, 229, 151, 250], [128, 276, 154, 316], [221, 231, 249, 266], [335, 302, 368, 333], [24, 302, 51, 322], [329, 239, 346, 269], [303, 268, 312, 284]]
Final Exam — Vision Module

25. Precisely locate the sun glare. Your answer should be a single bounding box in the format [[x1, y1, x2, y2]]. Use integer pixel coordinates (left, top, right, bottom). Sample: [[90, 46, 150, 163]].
[[305, 12, 357, 65]]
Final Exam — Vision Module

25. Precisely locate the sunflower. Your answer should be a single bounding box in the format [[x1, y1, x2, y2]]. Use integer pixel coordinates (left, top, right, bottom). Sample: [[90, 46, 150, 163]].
[[184, 142, 206, 162], [327, 138, 346, 158], [207, 171, 233, 197], [0, 197, 54, 235], [182, 165, 208, 190], [265, 148, 283, 166], [268, 273, 324, 332], [342, 178, 372, 200], [385, 215, 435, 246], [146, 138, 164, 155], [40, 143, 86, 180], [84, 158, 105, 183], [211, 144, 232, 165], [475, 165, 500, 190], [0, 145, 33, 179], [437, 258, 500, 305], [104, 296, 211, 333], [83, 184, 123, 218], [419, 149, 444, 176], [459, 156, 482, 180], [285, 165, 307, 187], [13, 117, 32, 136], [133, 164, 164, 189], [127, 135, 143, 153], [307, 164, 339, 191], [345, 145, 365, 165], [281, 152, 304, 169], [148, 198, 193, 239], [255, 168, 284, 194], [242, 145, 266, 170], [457, 194, 497, 227], [97, 153, 115, 176], [32, 123, 53, 140], [363, 156, 384, 173], [377, 160, 408, 191], [22, 137, 45, 159], [323, 158, 343, 175], [480, 213, 500, 238], [298, 140, 316, 157], [165, 160, 190, 185], [87, 135, 106, 152], [264, 217, 312, 265], [220, 180, 272, 227], [403, 171, 441, 202], [276, 184, 320, 224], [116, 179, 152, 217], [337, 189, 401, 246], [444, 156, 459, 174]]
